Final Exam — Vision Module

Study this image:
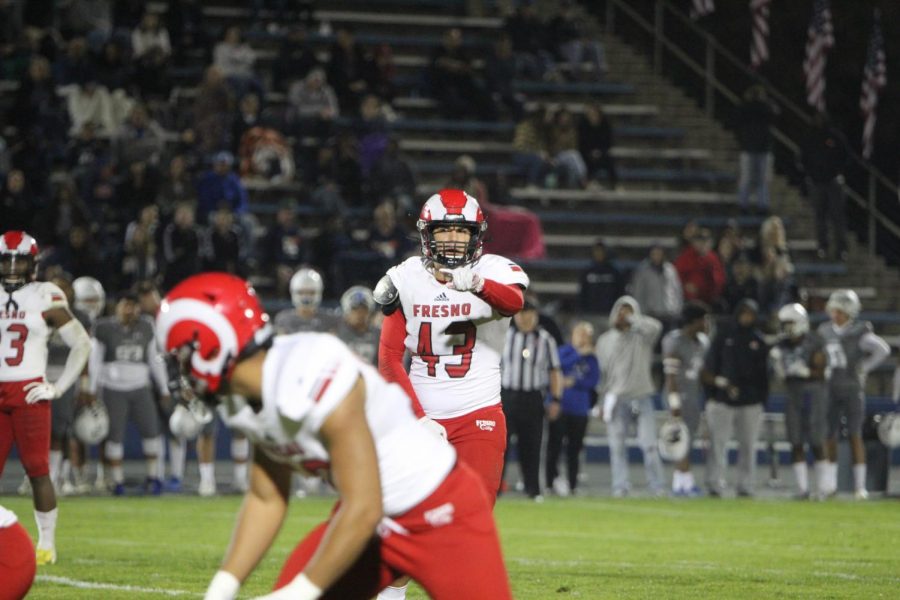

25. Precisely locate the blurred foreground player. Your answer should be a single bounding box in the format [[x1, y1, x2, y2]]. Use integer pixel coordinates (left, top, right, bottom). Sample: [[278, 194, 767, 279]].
[[0, 505, 36, 600], [156, 273, 512, 600], [0, 231, 92, 565]]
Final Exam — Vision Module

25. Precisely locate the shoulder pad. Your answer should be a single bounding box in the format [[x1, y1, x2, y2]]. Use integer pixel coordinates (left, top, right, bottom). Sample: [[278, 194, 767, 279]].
[[373, 275, 400, 315]]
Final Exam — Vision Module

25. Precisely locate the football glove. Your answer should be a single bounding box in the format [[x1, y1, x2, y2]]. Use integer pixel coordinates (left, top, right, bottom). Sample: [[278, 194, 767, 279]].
[[419, 416, 448, 441], [439, 266, 484, 293], [24, 381, 59, 404]]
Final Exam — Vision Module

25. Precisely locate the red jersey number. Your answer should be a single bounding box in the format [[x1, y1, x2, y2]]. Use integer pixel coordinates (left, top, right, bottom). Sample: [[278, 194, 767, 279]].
[[2, 324, 29, 367], [416, 321, 476, 379]]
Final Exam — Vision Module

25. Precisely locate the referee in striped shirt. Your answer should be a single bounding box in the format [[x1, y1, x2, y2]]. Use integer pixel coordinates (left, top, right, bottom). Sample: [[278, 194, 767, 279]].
[[501, 296, 563, 500]]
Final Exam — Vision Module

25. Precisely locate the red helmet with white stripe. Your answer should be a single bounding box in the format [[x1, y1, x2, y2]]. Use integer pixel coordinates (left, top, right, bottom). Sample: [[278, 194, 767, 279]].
[[1, 230, 39, 293], [416, 189, 487, 267], [156, 273, 272, 397]]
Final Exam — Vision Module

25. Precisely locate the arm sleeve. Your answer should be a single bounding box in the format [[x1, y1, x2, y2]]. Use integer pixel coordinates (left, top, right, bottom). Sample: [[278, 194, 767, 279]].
[[377, 310, 425, 418], [546, 334, 561, 370], [88, 338, 104, 395], [476, 279, 524, 317], [147, 339, 169, 395], [54, 319, 92, 396], [858, 332, 891, 375], [633, 315, 663, 344]]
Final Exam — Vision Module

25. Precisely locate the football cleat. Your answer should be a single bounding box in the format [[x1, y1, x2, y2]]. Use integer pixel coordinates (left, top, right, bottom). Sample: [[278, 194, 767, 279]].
[[36, 547, 57, 566], [112, 482, 126, 496], [145, 478, 163, 496], [198, 479, 217, 497], [854, 489, 869, 501]]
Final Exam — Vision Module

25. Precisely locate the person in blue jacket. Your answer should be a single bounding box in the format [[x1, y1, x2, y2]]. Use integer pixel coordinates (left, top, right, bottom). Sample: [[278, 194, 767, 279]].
[[545, 321, 601, 496]]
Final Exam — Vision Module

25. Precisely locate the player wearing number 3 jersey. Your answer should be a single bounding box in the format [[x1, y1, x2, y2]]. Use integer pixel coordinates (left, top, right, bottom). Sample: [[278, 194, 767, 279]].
[[376, 189, 529, 501], [0, 231, 92, 567]]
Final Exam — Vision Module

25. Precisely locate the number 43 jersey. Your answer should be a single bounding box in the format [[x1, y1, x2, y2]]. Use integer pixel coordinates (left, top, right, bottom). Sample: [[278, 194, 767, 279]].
[[386, 255, 529, 419], [0, 281, 68, 382]]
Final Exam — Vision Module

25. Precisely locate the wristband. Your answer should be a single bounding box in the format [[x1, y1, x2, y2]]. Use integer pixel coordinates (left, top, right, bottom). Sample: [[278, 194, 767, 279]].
[[667, 392, 682, 411], [205, 570, 240, 600], [287, 573, 323, 600]]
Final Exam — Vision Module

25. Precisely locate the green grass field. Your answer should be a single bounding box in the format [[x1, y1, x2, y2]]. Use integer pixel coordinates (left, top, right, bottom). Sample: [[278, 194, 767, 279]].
[[2, 495, 898, 599]]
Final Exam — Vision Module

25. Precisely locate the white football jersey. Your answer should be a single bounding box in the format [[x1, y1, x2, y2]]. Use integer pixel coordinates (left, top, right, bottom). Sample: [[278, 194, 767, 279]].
[[219, 332, 456, 516], [0, 282, 68, 382], [387, 254, 530, 419]]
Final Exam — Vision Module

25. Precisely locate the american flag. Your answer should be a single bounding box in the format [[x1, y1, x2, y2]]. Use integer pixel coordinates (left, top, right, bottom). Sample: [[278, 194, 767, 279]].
[[690, 0, 715, 20], [803, 0, 834, 113], [859, 10, 886, 159], [749, 0, 772, 69]]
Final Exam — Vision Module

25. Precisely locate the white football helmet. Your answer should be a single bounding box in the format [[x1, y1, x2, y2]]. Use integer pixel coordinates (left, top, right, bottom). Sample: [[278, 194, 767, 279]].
[[168, 403, 212, 440], [340, 285, 375, 314], [74, 402, 109, 444], [290, 268, 324, 309], [73, 276, 106, 321], [416, 189, 487, 267], [777, 303, 809, 338], [658, 418, 690, 462], [826, 289, 861, 320], [877, 413, 900, 448], [0, 230, 39, 292]]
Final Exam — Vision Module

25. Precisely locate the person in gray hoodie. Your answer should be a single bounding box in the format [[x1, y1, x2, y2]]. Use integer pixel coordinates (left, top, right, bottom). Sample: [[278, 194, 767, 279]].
[[629, 244, 683, 330], [594, 295, 664, 496]]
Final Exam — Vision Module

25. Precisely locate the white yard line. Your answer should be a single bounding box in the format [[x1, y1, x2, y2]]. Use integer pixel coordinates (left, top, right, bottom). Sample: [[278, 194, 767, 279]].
[[36, 575, 201, 597]]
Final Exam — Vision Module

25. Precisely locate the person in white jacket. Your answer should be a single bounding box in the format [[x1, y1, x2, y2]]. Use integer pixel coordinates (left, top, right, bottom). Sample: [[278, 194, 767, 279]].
[[594, 295, 664, 497]]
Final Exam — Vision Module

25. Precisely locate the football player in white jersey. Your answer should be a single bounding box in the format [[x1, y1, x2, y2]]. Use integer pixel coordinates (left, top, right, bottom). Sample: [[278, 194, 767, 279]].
[[0, 231, 92, 566], [156, 273, 512, 600], [376, 189, 529, 499]]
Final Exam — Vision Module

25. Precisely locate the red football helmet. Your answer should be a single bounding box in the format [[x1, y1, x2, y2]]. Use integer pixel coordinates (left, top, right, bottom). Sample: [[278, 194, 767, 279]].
[[416, 189, 487, 267], [0, 230, 39, 293], [156, 273, 272, 397]]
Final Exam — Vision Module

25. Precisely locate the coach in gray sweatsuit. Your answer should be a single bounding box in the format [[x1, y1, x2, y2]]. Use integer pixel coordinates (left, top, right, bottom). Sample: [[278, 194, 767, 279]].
[[595, 295, 664, 496]]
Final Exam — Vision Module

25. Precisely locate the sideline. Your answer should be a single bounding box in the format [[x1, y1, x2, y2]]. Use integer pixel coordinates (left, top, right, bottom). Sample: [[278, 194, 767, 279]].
[[36, 575, 200, 597]]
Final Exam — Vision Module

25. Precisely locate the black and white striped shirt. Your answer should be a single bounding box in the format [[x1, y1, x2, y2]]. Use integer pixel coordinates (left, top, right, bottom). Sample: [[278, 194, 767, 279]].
[[502, 327, 561, 392]]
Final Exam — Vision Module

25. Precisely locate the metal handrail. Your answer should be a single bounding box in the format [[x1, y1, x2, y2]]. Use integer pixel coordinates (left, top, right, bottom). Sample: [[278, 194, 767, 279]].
[[605, 0, 900, 258]]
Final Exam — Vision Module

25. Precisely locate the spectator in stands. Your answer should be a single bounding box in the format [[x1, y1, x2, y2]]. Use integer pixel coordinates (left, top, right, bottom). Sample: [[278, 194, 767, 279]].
[[428, 27, 497, 121], [719, 252, 758, 314], [578, 240, 625, 316], [192, 66, 235, 154], [204, 207, 242, 275], [368, 137, 417, 212], [546, 321, 599, 497], [13, 55, 67, 138], [448, 154, 489, 206], [629, 244, 683, 330], [1, 169, 31, 231], [549, 1, 607, 81], [166, 0, 207, 66], [44, 177, 93, 247], [736, 85, 777, 215], [502, 296, 563, 501], [505, 2, 557, 81], [133, 34, 173, 101], [115, 104, 167, 167], [801, 113, 849, 261], [715, 222, 742, 271], [64, 75, 132, 138], [548, 106, 587, 188], [486, 35, 525, 121], [579, 104, 618, 189], [160, 201, 202, 290], [327, 26, 369, 114], [512, 107, 551, 187], [155, 154, 193, 221], [195, 151, 249, 224], [264, 200, 307, 297], [54, 225, 104, 281], [355, 94, 390, 177], [368, 201, 413, 267], [94, 40, 132, 93], [274, 24, 318, 92], [58, 0, 112, 39], [287, 68, 339, 138], [596, 295, 665, 497], [213, 26, 258, 86], [116, 159, 160, 230], [122, 204, 160, 287], [674, 228, 726, 307], [231, 93, 264, 153], [53, 36, 94, 86], [703, 298, 769, 497], [364, 43, 398, 104], [131, 11, 171, 60]]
